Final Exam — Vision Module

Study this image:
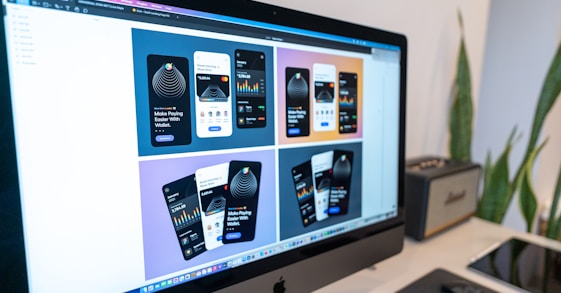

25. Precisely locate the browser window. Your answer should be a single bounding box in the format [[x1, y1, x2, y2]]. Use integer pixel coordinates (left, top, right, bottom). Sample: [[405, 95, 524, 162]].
[[3, 0, 401, 291]]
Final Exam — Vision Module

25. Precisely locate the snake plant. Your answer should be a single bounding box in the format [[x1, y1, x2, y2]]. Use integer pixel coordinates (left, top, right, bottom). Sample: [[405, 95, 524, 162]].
[[450, 11, 561, 237]]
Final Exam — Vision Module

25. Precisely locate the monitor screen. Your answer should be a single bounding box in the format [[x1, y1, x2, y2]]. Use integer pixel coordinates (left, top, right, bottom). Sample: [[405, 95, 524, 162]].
[[0, 0, 407, 292]]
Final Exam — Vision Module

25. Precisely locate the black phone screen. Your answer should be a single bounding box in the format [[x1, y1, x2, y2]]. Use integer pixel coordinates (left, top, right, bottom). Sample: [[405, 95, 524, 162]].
[[291, 161, 317, 227], [223, 161, 262, 243], [147, 54, 191, 147], [235, 49, 266, 128], [162, 174, 206, 260], [285, 67, 310, 137], [338, 72, 358, 134], [328, 150, 353, 215]]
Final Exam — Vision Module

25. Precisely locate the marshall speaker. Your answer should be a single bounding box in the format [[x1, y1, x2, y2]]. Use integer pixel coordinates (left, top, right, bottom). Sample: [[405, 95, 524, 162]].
[[405, 156, 480, 241]]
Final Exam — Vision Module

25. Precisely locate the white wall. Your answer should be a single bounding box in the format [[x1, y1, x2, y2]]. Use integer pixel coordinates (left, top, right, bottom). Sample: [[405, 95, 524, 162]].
[[473, 0, 561, 231], [256, 0, 491, 158]]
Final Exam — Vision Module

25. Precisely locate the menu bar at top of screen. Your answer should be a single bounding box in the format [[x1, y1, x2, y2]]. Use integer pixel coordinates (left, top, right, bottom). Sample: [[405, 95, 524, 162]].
[[4, 0, 399, 55]]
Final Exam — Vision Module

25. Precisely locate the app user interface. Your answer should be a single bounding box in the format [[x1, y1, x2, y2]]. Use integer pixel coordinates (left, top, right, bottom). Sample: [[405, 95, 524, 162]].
[[235, 50, 267, 128], [194, 51, 232, 138], [313, 63, 336, 132]]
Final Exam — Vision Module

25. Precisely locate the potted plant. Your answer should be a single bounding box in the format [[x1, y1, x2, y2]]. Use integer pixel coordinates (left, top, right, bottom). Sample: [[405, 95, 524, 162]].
[[449, 12, 561, 239]]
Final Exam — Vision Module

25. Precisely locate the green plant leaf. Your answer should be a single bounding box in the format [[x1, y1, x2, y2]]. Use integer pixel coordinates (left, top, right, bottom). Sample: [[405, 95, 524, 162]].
[[526, 43, 561, 158], [546, 165, 561, 240], [510, 40, 561, 234], [518, 170, 536, 233], [476, 130, 515, 223], [483, 152, 494, 189], [517, 141, 546, 233], [515, 41, 561, 188], [478, 152, 493, 213], [449, 35, 473, 162]]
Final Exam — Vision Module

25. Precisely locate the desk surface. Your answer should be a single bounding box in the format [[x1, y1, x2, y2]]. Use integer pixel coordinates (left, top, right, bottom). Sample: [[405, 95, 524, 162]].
[[315, 217, 561, 292]]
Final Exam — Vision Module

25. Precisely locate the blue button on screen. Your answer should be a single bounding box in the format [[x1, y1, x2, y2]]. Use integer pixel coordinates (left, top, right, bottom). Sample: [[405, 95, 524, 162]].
[[225, 232, 242, 240], [155, 135, 174, 142], [209, 126, 222, 131], [329, 207, 341, 214], [288, 128, 301, 135], [321, 122, 329, 127]]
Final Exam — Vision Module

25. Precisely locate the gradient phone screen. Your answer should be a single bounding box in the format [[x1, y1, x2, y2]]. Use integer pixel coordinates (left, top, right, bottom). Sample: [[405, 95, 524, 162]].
[[162, 174, 206, 260], [147, 54, 191, 147], [338, 72, 358, 134], [223, 161, 262, 243], [291, 161, 317, 227], [235, 50, 266, 128], [285, 67, 310, 137]]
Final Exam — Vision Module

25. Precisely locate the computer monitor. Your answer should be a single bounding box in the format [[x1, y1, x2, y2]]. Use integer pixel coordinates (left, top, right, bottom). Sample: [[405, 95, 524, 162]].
[[0, 0, 407, 292]]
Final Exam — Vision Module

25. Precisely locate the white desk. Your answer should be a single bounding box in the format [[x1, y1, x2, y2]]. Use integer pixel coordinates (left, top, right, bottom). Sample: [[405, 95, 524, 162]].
[[316, 217, 561, 292]]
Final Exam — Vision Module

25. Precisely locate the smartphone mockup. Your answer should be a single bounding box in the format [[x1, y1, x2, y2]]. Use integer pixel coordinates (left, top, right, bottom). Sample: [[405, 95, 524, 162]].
[[147, 54, 191, 147], [311, 151, 333, 221], [195, 163, 229, 250], [223, 161, 262, 243], [338, 72, 358, 134], [328, 150, 353, 215], [291, 161, 317, 227], [313, 63, 336, 132], [162, 174, 206, 260], [285, 67, 310, 137], [235, 50, 266, 128], [194, 51, 232, 138]]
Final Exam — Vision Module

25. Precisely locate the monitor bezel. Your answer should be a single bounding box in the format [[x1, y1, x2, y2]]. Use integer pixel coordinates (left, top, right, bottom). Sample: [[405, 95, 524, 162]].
[[0, 0, 407, 292]]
